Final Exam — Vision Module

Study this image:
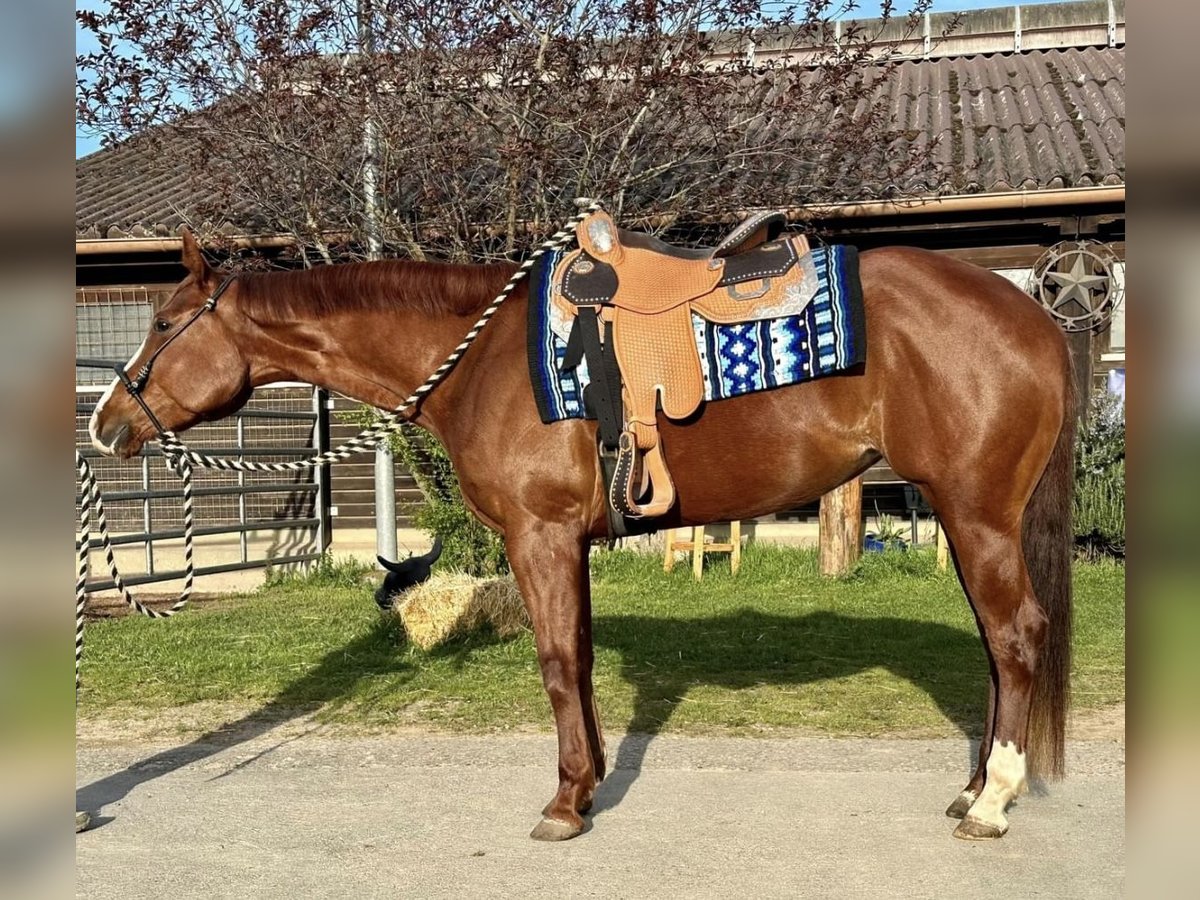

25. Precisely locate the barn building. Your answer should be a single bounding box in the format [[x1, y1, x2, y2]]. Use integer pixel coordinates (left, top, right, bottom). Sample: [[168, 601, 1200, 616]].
[[76, 1, 1125, 563]]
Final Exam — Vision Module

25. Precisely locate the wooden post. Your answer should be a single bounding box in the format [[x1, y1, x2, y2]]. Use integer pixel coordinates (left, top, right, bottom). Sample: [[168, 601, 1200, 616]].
[[730, 519, 742, 575], [663, 529, 677, 572], [819, 478, 863, 576], [1067, 330, 1094, 425], [691, 526, 705, 581], [936, 517, 950, 571]]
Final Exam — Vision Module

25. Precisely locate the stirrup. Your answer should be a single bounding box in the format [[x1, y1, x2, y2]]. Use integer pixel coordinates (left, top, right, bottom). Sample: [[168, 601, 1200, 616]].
[[610, 433, 675, 518]]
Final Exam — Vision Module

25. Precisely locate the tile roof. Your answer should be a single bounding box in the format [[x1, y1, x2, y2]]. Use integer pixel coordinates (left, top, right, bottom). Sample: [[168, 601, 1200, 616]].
[[879, 45, 1125, 194], [76, 45, 1124, 239], [76, 121, 271, 240]]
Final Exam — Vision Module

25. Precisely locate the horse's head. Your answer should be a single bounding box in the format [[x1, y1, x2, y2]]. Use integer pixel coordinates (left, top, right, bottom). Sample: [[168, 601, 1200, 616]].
[[89, 231, 254, 458]]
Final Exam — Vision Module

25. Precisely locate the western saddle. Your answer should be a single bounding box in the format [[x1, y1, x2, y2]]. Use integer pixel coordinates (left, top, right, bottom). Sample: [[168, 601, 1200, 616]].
[[551, 209, 814, 522]]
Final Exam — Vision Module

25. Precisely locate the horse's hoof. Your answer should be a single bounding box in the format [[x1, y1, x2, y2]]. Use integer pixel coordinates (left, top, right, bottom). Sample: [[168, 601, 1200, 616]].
[[945, 792, 976, 819], [530, 816, 583, 842], [75, 811, 91, 833], [953, 815, 1007, 841]]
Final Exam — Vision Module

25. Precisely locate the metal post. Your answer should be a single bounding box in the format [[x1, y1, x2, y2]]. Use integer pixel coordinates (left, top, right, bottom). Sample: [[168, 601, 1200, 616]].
[[375, 442, 397, 562], [903, 484, 921, 548], [359, 1, 390, 564], [236, 414, 248, 564], [358, 0, 383, 261], [314, 388, 333, 553], [142, 453, 154, 574]]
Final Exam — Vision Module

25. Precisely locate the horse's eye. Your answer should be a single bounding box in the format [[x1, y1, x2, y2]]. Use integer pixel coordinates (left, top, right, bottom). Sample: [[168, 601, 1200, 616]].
[[153, 319, 171, 333]]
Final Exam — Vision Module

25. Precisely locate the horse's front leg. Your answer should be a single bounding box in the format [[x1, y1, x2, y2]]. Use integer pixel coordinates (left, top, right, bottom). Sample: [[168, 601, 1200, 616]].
[[578, 573, 607, 786], [506, 521, 596, 841]]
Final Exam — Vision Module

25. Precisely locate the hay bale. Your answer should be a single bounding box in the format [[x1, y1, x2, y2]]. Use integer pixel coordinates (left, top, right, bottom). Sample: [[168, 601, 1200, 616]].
[[395, 572, 528, 650]]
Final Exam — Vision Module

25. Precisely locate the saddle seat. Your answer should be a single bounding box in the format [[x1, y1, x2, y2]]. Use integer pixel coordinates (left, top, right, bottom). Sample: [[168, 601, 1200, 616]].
[[551, 209, 814, 520]]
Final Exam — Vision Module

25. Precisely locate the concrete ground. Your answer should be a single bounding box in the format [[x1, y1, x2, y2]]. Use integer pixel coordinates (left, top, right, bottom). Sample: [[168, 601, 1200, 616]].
[[77, 727, 1124, 899]]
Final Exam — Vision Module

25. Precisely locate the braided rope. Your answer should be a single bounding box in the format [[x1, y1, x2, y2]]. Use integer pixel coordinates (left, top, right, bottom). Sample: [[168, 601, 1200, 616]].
[[159, 201, 598, 473], [76, 451, 195, 690], [75, 202, 596, 690]]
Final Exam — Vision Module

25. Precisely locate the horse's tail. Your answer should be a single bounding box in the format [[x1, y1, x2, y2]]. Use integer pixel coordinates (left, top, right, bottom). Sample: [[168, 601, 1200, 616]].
[[1023, 356, 1076, 780]]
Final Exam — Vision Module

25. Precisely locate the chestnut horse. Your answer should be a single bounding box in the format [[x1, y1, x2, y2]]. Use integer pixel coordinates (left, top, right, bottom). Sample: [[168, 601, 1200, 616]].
[[90, 230, 1073, 842]]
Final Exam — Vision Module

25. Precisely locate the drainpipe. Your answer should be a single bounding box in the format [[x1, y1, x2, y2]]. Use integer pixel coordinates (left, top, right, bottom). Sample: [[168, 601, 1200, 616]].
[[74, 233, 305, 254], [790, 186, 1126, 222]]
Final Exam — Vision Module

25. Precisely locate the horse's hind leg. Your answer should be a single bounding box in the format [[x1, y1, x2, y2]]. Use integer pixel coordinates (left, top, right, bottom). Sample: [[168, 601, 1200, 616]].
[[945, 655, 997, 820], [936, 512, 1048, 840], [941, 535, 998, 820]]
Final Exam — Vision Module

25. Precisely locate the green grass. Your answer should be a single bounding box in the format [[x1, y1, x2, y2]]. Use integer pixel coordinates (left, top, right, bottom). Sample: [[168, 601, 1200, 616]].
[[77, 547, 1125, 738]]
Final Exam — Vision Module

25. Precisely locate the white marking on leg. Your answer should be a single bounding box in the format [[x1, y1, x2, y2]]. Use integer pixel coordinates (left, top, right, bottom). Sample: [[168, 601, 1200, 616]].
[[88, 339, 147, 455], [965, 740, 1027, 832]]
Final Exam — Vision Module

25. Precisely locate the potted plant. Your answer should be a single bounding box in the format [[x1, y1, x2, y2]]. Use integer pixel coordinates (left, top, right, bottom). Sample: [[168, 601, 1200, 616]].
[[864, 512, 910, 553]]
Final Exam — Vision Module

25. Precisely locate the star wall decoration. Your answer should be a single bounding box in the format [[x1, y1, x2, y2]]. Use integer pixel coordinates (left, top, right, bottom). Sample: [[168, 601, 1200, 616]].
[[1029, 240, 1122, 333]]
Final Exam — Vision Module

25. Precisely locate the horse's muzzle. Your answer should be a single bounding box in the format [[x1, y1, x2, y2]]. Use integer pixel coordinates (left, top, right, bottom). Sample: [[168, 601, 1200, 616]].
[[90, 418, 132, 458]]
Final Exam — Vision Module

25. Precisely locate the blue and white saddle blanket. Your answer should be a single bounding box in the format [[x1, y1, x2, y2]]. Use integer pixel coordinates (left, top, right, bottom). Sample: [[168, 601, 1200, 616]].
[[527, 243, 866, 424]]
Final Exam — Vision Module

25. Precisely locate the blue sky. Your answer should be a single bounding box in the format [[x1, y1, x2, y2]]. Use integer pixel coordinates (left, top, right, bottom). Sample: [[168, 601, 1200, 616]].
[[75, 0, 1067, 158]]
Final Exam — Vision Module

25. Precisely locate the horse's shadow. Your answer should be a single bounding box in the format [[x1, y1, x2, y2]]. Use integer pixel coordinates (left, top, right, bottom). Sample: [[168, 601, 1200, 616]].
[[75, 617, 414, 824], [588, 609, 985, 814], [77, 607, 985, 824]]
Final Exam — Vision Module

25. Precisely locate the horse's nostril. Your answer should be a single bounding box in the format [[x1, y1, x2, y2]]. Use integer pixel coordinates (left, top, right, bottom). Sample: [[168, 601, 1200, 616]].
[[102, 422, 131, 452]]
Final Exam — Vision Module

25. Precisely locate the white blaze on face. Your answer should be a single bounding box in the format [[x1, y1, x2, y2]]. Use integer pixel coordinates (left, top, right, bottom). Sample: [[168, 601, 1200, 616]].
[[965, 740, 1027, 832], [88, 338, 147, 455]]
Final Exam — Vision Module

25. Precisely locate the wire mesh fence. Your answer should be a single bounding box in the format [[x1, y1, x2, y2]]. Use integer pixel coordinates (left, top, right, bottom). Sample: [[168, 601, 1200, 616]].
[[76, 375, 331, 590], [75, 286, 331, 590]]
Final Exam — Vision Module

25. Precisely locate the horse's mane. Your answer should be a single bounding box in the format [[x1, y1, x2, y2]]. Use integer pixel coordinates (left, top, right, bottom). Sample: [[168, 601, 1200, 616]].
[[236, 259, 517, 321]]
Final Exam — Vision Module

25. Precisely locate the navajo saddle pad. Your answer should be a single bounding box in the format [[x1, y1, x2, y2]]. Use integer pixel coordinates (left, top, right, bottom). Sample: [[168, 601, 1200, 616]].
[[527, 209, 865, 533]]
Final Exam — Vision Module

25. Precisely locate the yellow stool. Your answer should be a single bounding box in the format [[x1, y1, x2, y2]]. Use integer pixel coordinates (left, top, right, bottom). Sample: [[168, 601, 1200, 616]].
[[663, 522, 742, 580]]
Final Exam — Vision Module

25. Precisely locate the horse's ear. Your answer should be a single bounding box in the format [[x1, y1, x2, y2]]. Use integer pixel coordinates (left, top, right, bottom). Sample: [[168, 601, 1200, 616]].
[[180, 228, 211, 282]]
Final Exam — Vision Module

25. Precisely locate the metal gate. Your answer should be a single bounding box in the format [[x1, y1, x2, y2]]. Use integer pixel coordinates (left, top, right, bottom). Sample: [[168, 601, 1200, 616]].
[[76, 359, 332, 592]]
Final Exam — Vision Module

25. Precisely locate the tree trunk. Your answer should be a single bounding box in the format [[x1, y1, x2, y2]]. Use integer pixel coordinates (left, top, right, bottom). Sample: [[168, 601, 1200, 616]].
[[819, 478, 862, 576]]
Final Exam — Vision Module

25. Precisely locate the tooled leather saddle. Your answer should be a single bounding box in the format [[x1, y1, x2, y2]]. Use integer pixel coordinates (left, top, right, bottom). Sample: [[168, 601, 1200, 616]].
[[550, 209, 817, 525]]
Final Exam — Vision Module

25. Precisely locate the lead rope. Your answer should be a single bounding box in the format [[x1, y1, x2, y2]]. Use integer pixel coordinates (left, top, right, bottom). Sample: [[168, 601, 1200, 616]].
[[76, 452, 195, 690], [75, 201, 598, 690]]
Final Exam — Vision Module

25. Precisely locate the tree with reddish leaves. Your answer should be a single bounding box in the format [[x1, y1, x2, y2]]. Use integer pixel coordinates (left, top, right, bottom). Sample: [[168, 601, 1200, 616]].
[[77, 0, 944, 263]]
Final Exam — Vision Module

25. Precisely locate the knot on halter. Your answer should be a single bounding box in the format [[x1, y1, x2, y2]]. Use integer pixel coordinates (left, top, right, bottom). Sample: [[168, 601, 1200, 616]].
[[160, 431, 187, 473]]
